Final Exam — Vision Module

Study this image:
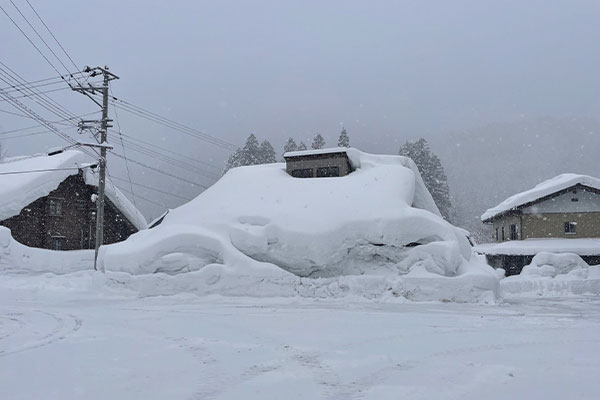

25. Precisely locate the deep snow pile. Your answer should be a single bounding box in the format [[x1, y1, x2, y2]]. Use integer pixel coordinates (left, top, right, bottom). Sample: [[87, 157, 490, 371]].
[[0, 226, 93, 274], [500, 252, 600, 296], [94, 149, 498, 301]]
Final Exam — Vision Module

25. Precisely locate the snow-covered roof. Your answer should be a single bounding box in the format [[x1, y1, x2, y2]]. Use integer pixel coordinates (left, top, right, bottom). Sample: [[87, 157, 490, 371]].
[[283, 147, 349, 158], [481, 173, 600, 222], [474, 238, 600, 256], [0, 150, 147, 230]]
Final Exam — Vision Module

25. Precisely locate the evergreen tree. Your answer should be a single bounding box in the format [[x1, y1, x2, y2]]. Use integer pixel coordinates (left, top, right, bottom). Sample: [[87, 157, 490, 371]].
[[399, 138, 454, 222], [311, 134, 325, 149], [223, 148, 244, 173], [241, 133, 261, 165], [297, 141, 308, 151], [337, 127, 350, 147], [282, 137, 298, 159], [259, 140, 277, 163]]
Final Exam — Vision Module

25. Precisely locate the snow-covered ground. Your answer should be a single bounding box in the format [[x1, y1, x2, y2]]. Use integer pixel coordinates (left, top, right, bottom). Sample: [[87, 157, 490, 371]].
[[1, 273, 599, 400]]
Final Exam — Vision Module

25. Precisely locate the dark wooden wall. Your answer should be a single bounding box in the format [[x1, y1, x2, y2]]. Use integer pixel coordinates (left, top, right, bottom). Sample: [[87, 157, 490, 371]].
[[0, 171, 138, 250]]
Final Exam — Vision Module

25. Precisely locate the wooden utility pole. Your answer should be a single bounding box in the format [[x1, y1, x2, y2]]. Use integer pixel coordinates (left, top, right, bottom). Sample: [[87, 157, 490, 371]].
[[72, 66, 119, 270]]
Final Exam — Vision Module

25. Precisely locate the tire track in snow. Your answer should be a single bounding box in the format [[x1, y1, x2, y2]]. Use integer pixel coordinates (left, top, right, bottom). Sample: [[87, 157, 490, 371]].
[[0, 310, 82, 357]]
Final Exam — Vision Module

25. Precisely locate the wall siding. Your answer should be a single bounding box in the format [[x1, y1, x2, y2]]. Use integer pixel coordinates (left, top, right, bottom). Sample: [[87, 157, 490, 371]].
[[521, 212, 600, 239], [492, 215, 522, 242], [0, 172, 138, 250]]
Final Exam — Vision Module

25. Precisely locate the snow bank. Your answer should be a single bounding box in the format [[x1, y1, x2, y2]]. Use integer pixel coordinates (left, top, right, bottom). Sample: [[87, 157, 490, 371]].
[[500, 252, 600, 297], [481, 173, 600, 221], [93, 149, 499, 301], [0, 227, 93, 274]]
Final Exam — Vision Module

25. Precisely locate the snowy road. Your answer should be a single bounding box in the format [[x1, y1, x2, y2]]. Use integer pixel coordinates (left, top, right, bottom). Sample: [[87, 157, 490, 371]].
[[1, 282, 599, 399]]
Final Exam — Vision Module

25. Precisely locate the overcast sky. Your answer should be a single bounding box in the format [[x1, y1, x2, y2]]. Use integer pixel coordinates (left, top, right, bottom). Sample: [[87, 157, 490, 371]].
[[1, 0, 599, 218]]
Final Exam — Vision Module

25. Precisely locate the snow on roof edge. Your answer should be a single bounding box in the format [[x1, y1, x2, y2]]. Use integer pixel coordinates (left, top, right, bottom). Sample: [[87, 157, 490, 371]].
[[283, 147, 349, 158], [481, 173, 600, 222]]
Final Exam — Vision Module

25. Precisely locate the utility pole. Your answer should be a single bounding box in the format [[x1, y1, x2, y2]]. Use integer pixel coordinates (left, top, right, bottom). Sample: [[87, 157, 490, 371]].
[[72, 66, 119, 271]]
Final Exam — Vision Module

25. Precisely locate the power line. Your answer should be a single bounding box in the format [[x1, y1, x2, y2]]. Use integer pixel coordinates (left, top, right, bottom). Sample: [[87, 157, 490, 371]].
[[0, 125, 78, 141], [118, 138, 219, 180], [2, 78, 74, 94], [114, 184, 172, 209], [0, 4, 62, 76], [111, 152, 208, 188], [0, 62, 80, 122], [8, 0, 76, 78], [24, 0, 80, 72], [92, 93, 236, 150], [0, 111, 100, 135], [0, 84, 72, 101], [110, 175, 193, 201], [0, 108, 30, 119], [110, 85, 140, 217], [117, 130, 221, 171], [0, 71, 84, 91]]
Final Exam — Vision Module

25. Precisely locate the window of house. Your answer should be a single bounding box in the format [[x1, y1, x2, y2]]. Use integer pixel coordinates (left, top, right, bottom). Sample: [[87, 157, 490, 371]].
[[291, 168, 313, 178], [48, 198, 63, 216], [564, 221, 577, 234], [76, 199, 87, 211], [495, 228, 499, 241], [51, 236, 65, 250], [316, 166, 340, 177], [501, 226, 505, 241], [571, 198, 579, 202], [509, 224, 518, 240]]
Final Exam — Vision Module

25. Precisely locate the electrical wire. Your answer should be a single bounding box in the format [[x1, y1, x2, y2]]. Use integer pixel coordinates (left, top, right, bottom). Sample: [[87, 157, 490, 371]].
[[109, 176, 193, 201]]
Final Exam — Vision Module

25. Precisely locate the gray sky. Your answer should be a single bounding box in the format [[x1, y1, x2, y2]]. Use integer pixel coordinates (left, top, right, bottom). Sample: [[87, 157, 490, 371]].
[[1, 0, 599, 218]]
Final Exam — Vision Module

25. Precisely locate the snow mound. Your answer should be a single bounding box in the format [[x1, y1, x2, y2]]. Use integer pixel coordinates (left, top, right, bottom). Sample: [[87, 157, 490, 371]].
[[0, 227, 93, 274], [100, 149, 472, 275], [500, 252, 600, 297], [93, 149, 500, 301], [481, 173, 600, 221]]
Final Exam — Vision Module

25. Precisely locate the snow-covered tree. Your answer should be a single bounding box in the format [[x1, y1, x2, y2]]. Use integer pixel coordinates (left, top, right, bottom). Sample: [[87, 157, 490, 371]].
[[399, 138, 454, 222], [223, 134, 277, 174], [297, 141, 308, 151], [259, 140, 277, 164], [241, 133, 261, 165], [223, 148, 244, 173], [282, 137, 298, 159], [311, 134, 325, 150], [337, 128, 350, 147]]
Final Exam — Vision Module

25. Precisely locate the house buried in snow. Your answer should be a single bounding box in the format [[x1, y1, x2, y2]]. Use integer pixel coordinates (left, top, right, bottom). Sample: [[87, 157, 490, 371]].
[[0, 149, 147, 251], [283, 147, 354, 178], [475, 173, 600, 275]]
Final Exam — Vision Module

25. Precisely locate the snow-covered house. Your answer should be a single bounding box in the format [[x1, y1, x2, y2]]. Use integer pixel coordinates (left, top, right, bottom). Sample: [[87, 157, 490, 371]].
[[476, 174, 600, 274], [283, 147, 354, 178], [0, 150, 147, 251]]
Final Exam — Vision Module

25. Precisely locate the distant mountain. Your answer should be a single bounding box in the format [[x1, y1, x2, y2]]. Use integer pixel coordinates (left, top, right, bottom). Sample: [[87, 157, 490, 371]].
[[431, 116, 600, 242]]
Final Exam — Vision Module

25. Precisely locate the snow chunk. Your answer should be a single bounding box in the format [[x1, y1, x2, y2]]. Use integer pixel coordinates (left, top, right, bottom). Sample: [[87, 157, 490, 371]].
[[481, 173, 600, 221]]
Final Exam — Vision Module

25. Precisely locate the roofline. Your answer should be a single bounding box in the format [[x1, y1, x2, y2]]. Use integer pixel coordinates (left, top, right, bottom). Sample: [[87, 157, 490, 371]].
[[482, 183, 600, 223]]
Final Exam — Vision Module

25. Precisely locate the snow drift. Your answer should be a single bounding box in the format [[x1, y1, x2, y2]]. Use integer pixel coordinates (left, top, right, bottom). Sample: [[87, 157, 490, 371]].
[[93, 149, 498, 301], [500, 252, 600, 297]]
